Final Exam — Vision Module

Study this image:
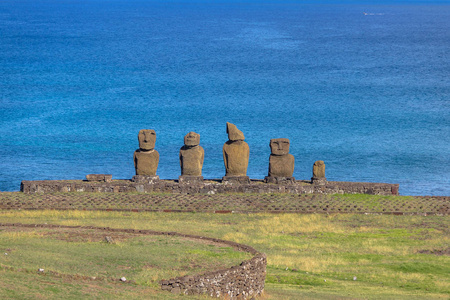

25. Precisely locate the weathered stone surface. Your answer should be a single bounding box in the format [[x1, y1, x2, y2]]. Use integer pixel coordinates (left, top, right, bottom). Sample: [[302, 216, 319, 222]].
[[266, 138, 295, 181], [223, 123, 249, 177], [269, 138, 290, 156], [85, 174, 112, 183], [180, 132, 204, 176], [312, 160, 326, 178], [222, 176, 250, 184], [226, 122, 245, 141], [134, 129, 159, 176], [20, 179, 400, 196], [311, 160, 326, 185], [264, 176, 295, 184], [138, 129, 156, 150], [161, 253, 267, 299], [132, 175, 160, 184], [178, 175, 204, 183], [268, 154, 295, 178]]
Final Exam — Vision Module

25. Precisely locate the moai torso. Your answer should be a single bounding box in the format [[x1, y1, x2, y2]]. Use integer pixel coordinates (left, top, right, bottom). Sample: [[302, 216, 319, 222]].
[[134, 129, 159, 176], [134, 150, 159, 176], [223, 122, 249, 177], [223, 140, 250, 176], [180, 132, 204, 176], [267, 138, 295, 177], [269, 154, 295, 177]]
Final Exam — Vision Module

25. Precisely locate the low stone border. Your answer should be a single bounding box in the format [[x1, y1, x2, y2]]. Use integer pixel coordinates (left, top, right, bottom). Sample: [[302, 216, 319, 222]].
[[21, 178, 399, 196], [1, 192, 448, 215], [0, 223, 266, 299]]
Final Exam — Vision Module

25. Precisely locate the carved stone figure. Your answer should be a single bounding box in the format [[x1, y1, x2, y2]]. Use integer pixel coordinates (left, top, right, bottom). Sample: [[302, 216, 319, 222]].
[[179, 132, 204, 182], [133, 129, 159, 177], [311, 160, 326, 185], [222, 122, 250, 184], [264, 138, 295, 184]]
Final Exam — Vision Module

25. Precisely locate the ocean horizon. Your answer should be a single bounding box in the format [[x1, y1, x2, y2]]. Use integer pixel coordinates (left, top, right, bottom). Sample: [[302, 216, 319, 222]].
[[0, 0, 449, 195]]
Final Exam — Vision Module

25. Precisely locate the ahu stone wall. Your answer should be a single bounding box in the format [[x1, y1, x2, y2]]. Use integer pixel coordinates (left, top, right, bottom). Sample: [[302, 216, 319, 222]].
[[21, 178, 399, 196]]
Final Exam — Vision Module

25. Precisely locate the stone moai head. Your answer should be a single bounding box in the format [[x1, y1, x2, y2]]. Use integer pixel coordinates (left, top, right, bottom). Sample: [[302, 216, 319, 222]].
[[227, 122, 245, 141], [138, 129, 156, 151], [270, 138, 290, 156], [184, 131, 200, 147], [313, 160, 326, 178]]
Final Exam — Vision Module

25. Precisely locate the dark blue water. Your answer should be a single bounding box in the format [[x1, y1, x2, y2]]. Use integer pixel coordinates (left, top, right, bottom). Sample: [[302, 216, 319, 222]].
[[0, 0, 449, 195]]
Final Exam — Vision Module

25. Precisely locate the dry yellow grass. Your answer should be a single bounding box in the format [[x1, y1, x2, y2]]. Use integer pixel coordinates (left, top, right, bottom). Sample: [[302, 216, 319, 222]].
[[0, 210, 448, 299]]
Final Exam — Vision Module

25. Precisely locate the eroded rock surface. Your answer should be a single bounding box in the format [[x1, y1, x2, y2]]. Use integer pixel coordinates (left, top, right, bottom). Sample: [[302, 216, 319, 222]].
[[134, 129, 159, 176], [265, 138, 295, 184], [311, 160, 326, 185], [223, 122, 249, 178], [180, 132, 204, 177]]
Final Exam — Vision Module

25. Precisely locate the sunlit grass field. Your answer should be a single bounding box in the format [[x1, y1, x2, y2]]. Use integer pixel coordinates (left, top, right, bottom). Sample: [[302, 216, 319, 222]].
[[0, 210, 448, 299]]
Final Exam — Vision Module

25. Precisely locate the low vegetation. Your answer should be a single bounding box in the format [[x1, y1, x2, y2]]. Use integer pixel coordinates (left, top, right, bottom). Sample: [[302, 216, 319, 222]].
[[0, 208, 448, 299]]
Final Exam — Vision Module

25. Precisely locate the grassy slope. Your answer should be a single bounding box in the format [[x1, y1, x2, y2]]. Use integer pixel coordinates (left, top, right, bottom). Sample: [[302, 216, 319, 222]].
[[0, 210, 448, 299]]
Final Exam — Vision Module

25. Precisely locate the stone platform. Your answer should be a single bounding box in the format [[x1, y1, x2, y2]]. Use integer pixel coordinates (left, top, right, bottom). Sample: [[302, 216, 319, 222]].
[[20, 178, 399, 196]]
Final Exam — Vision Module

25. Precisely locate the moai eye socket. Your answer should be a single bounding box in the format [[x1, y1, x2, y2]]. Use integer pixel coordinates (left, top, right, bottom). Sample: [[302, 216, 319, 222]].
[[270, 138, 290, 155], [184, 132, 200, 147]]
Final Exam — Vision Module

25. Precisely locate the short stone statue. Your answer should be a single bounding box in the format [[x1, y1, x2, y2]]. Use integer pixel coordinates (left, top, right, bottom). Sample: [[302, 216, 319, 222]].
[[222, 122, 250, 184], [311, 160, 326, 185], [133, 129, 159, 179], [179, 132, 204, 183], [264, 138, 295, 184]]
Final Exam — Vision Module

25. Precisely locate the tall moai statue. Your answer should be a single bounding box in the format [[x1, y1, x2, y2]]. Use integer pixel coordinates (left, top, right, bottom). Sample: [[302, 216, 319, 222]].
[[133, 129, 160, 183], [264, 138, 295, 184], [179, 131, 204, 183], [311, 160, 326, 185], [222, 122, 250, 184]]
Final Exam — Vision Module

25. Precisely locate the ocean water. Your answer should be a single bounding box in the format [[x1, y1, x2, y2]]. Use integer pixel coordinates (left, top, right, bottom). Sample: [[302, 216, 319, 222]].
[[0, 0, 449, 195]]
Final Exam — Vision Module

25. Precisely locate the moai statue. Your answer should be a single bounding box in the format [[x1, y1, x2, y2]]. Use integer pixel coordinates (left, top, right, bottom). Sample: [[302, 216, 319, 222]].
[[132, 129, 160, 183], [264, 138, 295, 184], [179, 131, 204, 183], [311, 160, 326, 185], [222, 122, 250, 184]]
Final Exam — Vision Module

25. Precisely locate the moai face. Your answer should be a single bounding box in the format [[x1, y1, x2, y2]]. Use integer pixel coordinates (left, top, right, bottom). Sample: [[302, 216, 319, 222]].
[[270, 138, 290, 156], [184, 132, 200, 147], [138, 129, 156, 151]]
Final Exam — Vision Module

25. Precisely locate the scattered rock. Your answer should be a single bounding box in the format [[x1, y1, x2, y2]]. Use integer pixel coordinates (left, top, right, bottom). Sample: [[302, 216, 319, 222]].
[[105, 236, 115, 244], [417, 248, 450, 256]]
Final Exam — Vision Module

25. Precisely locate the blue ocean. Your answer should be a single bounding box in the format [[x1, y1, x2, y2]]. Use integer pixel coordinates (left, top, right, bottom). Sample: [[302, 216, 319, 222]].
[[0, 0, 449, 195]]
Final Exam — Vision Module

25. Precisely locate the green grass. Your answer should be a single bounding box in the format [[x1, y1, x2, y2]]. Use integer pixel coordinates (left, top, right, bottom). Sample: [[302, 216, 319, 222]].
[[0, 209, 448, 299]]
